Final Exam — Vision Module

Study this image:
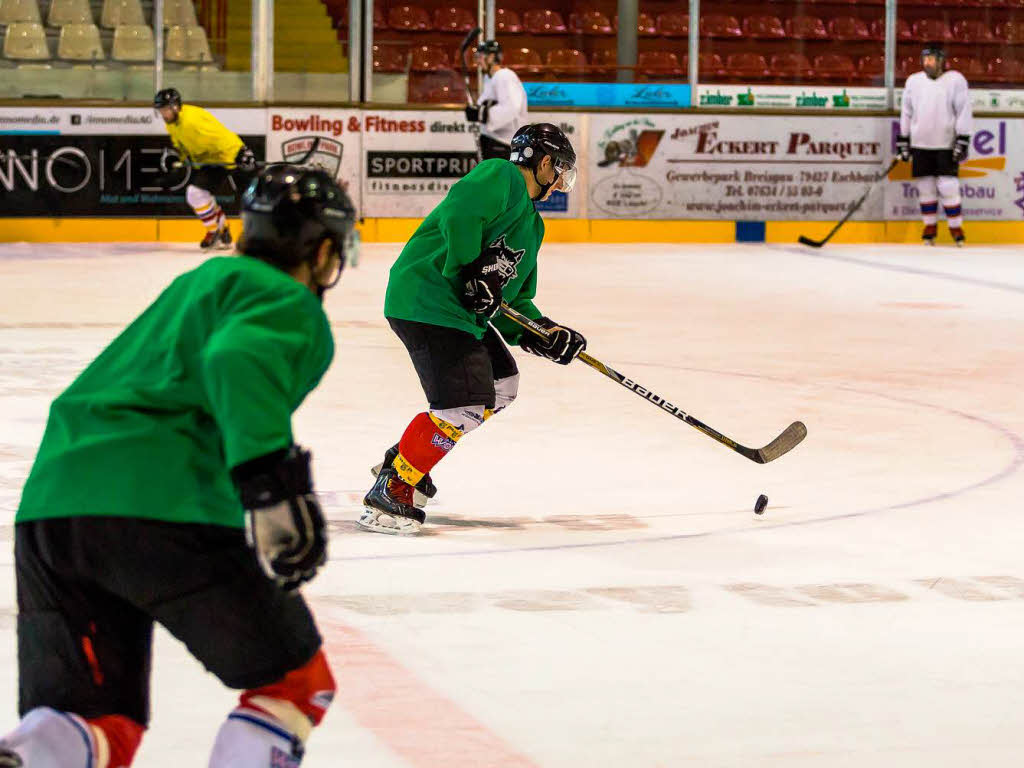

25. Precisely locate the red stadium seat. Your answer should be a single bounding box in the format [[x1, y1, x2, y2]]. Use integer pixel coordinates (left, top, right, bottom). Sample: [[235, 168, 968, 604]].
[[502, 45, 543, 75], [591, 46, 616, 74], [872, 18, 913, 41], [828, 16, 870, 40], [857, 54, 884, 76], [569, 10, 612, 35], [743, 15, 785, 39], [408, 70, 467, 103], [546, 47, 587, 75], [995, 20, 1024, 43], [947, 55, 984, 77], [813, 53, 855, 80], [951, 20, 994, 43], [786, 16, 828, 40], [638, 50, 684, 78], [897, 54, 919, 79], [616, 13, 656, 36], [409, 44, 449, 71], [986, 56, 1024, 82], [701, 14, 742, 38], [770, 52, 812, 79], [523, 9, 566, 34], [912, 18, 952, 41], [725, 52, 770, 79], [433, 6, 474, 32], [388, 4, 430, 31], [699, 52, 725, 77], [494, 7, 521, 33], [373, 43, 406, 72], [656, 12, 688, 38], [373, 4, 386, 30]]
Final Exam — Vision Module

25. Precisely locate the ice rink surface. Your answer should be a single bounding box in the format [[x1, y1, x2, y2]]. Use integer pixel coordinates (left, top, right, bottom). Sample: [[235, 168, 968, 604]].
[[1, 240, 1023, 767]]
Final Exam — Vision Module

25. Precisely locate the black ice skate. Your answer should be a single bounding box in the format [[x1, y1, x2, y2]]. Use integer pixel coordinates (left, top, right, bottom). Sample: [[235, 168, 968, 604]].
[[949, 226, 965, 247], [370, 444, 437, 508], [217, 224, 233, 251], [0, 749, 22, 767], [359, 466, 426, 535], [922, 224, 937, 245], [199, 230, 219, 249]]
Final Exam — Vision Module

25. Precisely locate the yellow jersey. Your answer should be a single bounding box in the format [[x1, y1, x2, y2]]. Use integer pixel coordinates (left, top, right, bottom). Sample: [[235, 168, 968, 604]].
[[164, 104, 244, 165]]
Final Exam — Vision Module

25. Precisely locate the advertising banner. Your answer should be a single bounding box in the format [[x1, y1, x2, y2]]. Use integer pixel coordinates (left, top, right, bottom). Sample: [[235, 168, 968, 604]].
[[524, 82, 690, 109], [696, 85, 888, 110], [0, 107, 264, 217], [359, 110, 583, 219], [589, 113, 891, 220], [265, 108, 363, 215], [883, 117, 1024, 221]]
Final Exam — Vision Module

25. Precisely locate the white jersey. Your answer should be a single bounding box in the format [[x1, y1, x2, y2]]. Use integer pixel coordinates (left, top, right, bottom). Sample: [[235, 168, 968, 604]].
[[900, 70, 972, 150], [478, 67, 528, 146]]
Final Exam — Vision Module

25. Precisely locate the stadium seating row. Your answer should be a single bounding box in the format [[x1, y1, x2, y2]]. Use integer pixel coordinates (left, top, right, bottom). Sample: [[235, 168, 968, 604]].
[[1, 21, 213, 65], [328, 3, 1024, 44], [375, 41, 1024, 83], [0, 0, 196, 29]]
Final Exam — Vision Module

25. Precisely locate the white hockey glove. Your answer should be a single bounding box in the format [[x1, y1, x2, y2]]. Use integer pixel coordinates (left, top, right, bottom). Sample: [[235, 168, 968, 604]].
[[233, 445, 327, 591]]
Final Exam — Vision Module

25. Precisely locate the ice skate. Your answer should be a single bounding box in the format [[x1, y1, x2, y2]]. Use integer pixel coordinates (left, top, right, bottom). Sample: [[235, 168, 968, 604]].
[[949, 226, 965, 247], [921, 224, 937, 245], [216, 224, 233, 250], [359, 466, 425, 535], [370, 444, 437, 508], [199, 230, 219, 250]]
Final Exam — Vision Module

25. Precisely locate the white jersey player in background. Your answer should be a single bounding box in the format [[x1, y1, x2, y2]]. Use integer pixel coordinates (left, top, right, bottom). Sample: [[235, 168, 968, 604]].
[[464, 40, 529, 160], [897, 43, 973, 246]]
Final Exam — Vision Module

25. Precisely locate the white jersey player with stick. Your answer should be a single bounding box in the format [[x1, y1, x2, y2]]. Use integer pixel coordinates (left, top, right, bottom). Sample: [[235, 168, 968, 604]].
[[464, 40, 529, 160], [897, 43, 973, 246]]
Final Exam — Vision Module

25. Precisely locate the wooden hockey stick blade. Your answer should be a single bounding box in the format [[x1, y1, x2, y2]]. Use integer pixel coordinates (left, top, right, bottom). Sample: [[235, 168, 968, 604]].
[[797, 235, 824, 248], [748, 421, 807, 464]]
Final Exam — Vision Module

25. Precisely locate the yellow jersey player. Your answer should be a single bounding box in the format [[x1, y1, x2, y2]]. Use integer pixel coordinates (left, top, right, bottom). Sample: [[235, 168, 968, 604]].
[[154, 88, 258, 250]]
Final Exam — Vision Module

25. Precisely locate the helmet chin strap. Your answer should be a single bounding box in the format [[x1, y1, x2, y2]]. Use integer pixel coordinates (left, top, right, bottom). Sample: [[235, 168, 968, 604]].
[[531, 164, 555, 201]]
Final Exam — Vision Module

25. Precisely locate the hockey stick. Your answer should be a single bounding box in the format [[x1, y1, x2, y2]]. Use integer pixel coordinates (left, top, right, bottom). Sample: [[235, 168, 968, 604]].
[[499, 302, 807, 464], [169, 137, 323, 172], [458, 26, 483, 161], [798, 158, 900, 248]]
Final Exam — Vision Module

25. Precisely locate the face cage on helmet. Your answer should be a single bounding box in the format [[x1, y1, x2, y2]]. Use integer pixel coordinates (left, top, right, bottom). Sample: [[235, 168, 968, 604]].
[[553, 157, 577, 193]]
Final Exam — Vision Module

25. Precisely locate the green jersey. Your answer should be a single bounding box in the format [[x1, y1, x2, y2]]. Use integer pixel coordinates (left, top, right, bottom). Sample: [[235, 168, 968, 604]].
[[16, 256, 333, 529], [384, 158, 544, 343]]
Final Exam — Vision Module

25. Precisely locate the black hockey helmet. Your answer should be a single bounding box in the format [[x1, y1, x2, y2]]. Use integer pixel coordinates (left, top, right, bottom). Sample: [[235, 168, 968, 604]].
[[153, 88, 182, 110], [240, 165, 357, 293], [510, 123, 577, 195], [476, 39, 502, 61], [921, 43, 946, 62]]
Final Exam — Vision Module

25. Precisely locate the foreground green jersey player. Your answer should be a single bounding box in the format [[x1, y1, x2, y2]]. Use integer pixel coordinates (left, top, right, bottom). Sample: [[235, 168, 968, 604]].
[[361, 122, 586, 535], [3, 165, 355, 768]]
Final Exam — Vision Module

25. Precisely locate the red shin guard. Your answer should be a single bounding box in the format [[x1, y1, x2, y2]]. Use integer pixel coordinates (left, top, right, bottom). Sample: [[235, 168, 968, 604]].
[[394, 412, 460, 485], [86, 715, 144, 768], [240, 649, 336, 727]]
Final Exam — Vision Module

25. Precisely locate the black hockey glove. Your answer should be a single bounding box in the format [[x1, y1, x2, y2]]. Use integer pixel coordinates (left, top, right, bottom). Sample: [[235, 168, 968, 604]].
[[235, 146, 257, 172], [464, 102, 490, 124], [460, 251, 503, 317], [952, 134, 970, 163], [233, 445, 327, 591], [896, 135, 911, 162], [519, 316, 587, 366]]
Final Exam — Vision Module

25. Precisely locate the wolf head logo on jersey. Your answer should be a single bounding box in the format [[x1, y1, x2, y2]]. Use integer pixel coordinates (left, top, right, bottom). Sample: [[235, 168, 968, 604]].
[[483, 234, 525, 286]]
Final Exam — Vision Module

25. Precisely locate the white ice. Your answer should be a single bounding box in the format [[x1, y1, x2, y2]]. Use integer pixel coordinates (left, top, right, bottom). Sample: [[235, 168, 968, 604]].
[[1, 240, 1023, 767]]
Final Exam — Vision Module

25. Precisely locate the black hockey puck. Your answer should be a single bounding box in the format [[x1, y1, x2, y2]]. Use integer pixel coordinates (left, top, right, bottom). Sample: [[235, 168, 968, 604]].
[[754, 494, 768, 515]]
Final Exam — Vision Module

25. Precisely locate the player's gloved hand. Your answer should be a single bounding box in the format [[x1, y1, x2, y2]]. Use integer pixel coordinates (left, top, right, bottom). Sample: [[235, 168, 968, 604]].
[[233, 445, 327, 591], [952, 134, 970, 162], [519, 316, 587, 365], [464, 103, 489, 123], [235, 146, 257, 172], [460, 251, 503, 317], [896, 135, 911, 162]]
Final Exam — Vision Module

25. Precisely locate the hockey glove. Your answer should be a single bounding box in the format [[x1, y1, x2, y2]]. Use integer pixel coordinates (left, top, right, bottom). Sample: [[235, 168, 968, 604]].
[[896, 135, 911, 162], [952, 134, 970, 163], [235, 146, 257, 172], [460, 251, 504, 317], [233, 445, 327, 591], [519, 316, 587, 366], [464, 102, 489, 123]]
